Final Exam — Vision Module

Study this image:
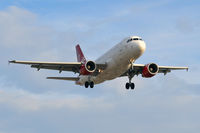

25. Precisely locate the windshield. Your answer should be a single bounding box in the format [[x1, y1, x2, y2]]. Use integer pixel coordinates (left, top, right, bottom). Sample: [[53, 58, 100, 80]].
[[127, 38, 142, 43]]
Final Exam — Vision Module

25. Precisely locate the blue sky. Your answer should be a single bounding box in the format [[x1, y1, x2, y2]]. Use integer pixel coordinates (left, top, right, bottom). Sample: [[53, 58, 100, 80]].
[[0, 0, 200, 133]]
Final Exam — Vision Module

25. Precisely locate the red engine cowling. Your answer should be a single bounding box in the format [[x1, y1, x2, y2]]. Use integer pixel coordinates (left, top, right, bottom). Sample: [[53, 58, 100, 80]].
[[80, 61, 96, 75], [142, 63, 159, 78]]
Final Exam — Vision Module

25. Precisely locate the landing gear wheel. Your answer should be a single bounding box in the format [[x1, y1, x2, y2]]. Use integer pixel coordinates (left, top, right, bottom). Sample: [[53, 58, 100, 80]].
[[130, 83, 135, 89], [85, 82, 89, 88], [90, 82, 94, 88], [125, 83, 130, 89]]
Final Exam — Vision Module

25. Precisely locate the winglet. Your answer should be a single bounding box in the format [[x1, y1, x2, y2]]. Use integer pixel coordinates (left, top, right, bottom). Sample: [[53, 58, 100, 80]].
[[8, 60, 16, 64]]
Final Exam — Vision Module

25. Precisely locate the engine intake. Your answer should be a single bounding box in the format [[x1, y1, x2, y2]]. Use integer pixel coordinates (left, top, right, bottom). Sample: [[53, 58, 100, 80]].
[[85, 61, 96, 72], [142, 63, 159, 78], [80, 61, 96, 75]]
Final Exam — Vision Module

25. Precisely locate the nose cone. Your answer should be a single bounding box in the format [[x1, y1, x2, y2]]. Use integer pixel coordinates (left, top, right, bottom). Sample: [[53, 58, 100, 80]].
[[137, 41, 146, 55]]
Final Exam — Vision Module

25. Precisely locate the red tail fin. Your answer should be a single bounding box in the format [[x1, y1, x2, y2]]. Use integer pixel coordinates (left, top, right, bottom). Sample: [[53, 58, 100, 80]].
[[76, 44, 86, 63]]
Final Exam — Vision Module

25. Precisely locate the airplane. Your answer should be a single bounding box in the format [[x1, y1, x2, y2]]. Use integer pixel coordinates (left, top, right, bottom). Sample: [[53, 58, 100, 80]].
[[9, 36, 188, 89]]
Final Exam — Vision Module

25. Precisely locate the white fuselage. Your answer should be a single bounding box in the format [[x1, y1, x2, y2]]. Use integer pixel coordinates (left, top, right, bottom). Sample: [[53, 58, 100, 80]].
[[77, 36, 146, 85]]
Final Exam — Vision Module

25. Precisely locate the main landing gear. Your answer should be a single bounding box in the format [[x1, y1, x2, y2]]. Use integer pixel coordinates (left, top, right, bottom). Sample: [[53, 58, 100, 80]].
[[85, 81, 94, 88]]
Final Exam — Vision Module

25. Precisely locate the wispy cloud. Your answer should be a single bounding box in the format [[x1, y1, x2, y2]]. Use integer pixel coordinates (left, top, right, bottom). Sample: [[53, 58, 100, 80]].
[[0, 78, 115, 112]]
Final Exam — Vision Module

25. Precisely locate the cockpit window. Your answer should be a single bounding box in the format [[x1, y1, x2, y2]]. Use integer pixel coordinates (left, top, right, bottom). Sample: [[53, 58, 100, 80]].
[[127, 38, 132, 43], [127, 38, 142, 43]]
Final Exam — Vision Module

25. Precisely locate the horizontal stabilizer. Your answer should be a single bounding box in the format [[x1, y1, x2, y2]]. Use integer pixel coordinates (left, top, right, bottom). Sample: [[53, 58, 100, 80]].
[[47, 77, 79, 81]]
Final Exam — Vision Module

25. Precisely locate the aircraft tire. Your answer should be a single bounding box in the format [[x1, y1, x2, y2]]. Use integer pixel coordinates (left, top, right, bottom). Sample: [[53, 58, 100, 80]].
[[130, 83, 135, 89], [90, 82, 94, 88], [85, 82, 89, 88], [125, 83, 130, 89]]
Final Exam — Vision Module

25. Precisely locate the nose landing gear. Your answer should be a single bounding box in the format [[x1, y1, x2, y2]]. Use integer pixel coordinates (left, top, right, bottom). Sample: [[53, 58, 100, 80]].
[[125, 75, 135, 90], [125, 82, 135, 89], [125, 62, 135, 90]]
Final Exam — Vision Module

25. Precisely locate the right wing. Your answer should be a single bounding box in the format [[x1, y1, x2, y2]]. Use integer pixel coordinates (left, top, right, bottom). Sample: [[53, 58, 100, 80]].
[[47, 77, 79, 81], [9, 60, 107, 74], [9, 60, 82, 73]]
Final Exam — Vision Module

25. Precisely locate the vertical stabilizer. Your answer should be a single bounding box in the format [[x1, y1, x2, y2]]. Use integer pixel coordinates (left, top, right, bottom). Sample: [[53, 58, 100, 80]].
[[76, 44, 86, 63]]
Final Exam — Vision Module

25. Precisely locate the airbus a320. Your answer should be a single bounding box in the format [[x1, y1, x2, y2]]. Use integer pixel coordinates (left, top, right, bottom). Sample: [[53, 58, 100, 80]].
[[9, 36, 188, 89]]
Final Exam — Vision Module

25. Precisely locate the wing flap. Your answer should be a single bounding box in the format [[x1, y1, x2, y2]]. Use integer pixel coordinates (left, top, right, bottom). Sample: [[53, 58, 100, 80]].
[[31, 65, 79, 73], [47, 77, 79, 81], [9, 60, 82, 73]]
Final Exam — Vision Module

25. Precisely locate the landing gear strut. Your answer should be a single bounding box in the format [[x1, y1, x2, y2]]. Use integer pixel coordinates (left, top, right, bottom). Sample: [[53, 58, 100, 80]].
[[125, 62, 135, 90], [85, 81, 94, 88]]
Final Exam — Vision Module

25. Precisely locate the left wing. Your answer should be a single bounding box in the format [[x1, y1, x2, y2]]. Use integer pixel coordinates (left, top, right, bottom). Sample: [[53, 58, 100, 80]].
[[121, 64, 188, 77], [9, 60, 82, 73], [157, 65, 189, 74]]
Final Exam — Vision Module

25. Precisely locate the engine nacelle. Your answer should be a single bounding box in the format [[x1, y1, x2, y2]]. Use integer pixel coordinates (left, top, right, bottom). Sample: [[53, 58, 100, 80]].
[[80, 61, 96, 75], [142, 63, 159, 78]]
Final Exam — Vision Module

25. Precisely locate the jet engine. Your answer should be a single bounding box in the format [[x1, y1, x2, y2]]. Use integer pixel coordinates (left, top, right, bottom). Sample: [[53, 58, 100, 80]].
[[142, 63, 159, 78], [80, 61, 96, 75]]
